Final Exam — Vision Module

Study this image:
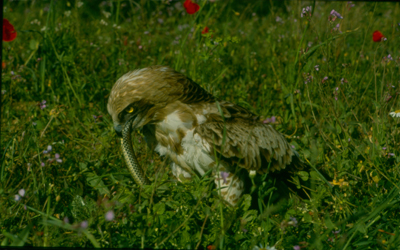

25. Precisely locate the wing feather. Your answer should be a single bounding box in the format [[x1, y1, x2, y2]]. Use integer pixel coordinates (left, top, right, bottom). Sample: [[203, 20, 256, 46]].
[[194, 101, 295, 174]]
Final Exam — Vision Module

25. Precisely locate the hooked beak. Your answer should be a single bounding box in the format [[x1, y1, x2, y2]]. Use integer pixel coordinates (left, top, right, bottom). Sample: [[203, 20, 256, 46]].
[[114, 114, 145, 138], [114, 124, 123, 137]]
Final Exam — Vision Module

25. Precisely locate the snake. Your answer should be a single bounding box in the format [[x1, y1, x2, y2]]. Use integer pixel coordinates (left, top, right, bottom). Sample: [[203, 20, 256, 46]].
[[121, 117, 150, 186]]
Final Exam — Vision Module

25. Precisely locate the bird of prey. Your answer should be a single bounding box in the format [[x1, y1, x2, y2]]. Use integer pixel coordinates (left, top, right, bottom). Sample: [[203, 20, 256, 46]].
[[107, 65, 303, 206]]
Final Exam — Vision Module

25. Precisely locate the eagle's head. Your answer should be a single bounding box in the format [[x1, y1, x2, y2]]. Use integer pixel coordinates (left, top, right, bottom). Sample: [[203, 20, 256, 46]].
[[107, 65, 194, 137]]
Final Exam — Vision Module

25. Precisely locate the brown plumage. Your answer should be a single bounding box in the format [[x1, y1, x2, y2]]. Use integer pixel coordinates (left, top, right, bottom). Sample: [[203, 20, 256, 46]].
[[108, 65, 301, 206]]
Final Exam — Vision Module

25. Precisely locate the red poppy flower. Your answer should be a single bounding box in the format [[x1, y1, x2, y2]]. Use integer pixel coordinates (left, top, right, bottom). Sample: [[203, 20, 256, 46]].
[[372, 30, 386, 42], [207, 245, 216, 250], [2, 62, 6, 69], [201, 26, 209, 34], [3, 19, 17, 42], [183, 0, 200, 15]]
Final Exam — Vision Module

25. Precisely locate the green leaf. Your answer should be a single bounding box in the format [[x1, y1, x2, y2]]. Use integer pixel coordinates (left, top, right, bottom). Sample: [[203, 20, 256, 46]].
[[303, 213, 312, 223], [79, 162, 110, 195], [153, 203, 165, 215], [310, 171, 320, 180], [3, 224, 32, 246], [240, 194, 252, 212], [35, 120, 45, 131], [336, 123, 342, 134], [303, 149, 311, 159], [298, 171, 309, 181], [29, 40, 39, 50], [356, 222, 367, 234], [324, 215, 335, 230], [242, 210, 258, 223]]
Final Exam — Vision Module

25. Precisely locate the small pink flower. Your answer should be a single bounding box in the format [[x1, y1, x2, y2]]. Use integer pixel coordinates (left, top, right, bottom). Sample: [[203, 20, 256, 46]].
[[330, 9, 343, 19], [263, 116, 276, 124], [105, 210, 115, 221], [63, 217, 69, 224], [55, 153, 62, 163], [40, 100, 47, 109], [80, 221, 88, 229], [220, 171, 229, 184]]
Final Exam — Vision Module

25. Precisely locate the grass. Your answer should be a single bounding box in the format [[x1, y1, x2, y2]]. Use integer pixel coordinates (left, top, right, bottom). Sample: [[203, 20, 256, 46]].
[[1, 0, 400, 249]]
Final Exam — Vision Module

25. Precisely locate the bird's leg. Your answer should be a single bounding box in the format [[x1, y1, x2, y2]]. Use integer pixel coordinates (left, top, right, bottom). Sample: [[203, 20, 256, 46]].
[[214, 171, 244, 206]]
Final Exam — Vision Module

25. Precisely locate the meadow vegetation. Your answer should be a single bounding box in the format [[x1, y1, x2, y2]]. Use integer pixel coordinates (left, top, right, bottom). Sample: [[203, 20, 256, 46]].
[[1, 0, 400, 249]]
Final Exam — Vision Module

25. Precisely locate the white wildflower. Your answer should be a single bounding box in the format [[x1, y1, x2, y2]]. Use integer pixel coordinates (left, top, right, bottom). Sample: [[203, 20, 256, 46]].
[[389, 110, 400, 118], [100, 19, 108, 26], [102, 11, 111, 19]]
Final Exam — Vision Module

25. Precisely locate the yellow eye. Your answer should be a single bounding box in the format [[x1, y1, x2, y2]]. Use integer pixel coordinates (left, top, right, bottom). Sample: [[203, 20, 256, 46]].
[[127, 107, 134, 113]]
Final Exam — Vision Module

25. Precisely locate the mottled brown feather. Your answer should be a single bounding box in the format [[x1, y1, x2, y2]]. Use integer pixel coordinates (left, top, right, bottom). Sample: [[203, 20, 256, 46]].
[[194, 101, 295, 174]]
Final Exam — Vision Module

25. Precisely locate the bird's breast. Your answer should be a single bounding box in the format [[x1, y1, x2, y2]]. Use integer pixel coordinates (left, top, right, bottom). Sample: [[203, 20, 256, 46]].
[[152, 109, 215, 176]]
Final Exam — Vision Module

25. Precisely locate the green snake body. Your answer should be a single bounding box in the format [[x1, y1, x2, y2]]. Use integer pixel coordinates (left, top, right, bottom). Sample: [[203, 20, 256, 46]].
[[121, 118, 150, 186]]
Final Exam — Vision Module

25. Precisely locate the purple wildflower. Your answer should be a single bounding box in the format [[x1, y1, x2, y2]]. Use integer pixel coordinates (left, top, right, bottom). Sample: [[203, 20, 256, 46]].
[[314, 65, 319, 71], [220, 171, 229, 184], [293, 246, 301, 250], [105, 210, 115, 221], [63, 217, 70, 224], [347, 1, 355, 9], [301, 6, 312, 18], [333, 23, 341, 33], [55, 153, 62, 163], [382, 147, 386, 150], [303, 73, 313, 84], [263, 116, 276, 124], [332, 229, 341, 235], [40, 100, 47, 109], [41, 162, 45, 167], [334, 87, 339, 101], [330, 9, 343, 19], [80, 221, 88, 229], [322, 76, 328, 83], [388, 153, 395, 158]]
